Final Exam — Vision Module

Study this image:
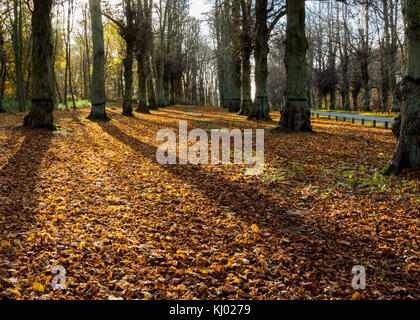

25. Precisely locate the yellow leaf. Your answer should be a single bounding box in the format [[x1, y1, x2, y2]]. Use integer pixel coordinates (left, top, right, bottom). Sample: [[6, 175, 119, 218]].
[[351, 291, 363, 300], [10, 289, 21, 297], [251, 224, 259, 233], [33, 282, 45, 292], [1, 241, 11, 248], [232, 277, 241, 284]]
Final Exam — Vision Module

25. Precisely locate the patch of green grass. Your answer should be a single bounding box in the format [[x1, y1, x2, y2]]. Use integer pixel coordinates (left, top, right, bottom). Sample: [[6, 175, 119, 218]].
[[2, 99, 31, 112], [56, 100, 92, 110], [2, 99, 94, 112]]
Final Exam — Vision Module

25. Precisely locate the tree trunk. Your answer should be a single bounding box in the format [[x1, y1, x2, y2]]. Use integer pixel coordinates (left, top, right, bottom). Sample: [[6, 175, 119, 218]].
[[0, 28, 6, 113], [330, 89, 336, 110], [239, 49, 252, 116], [83, 3, 91, 100], [342, 71, 350, 110], [136, 55, 149, 113], [361, 2, 371, 112], [382, 0, 420, 175], [87, 0, 109, 121], [147, 74, 157, 110], [222, 57, 232, 108], [52, 14, 62, 104], [238, 0, 252, 116], [341, 2, 350, 111], [13, 0, 26, 112], [361, 60, 371, 111], [278, 0, 312, 132], [352, 88, 359, 110], [123, 41, 134, 116], [229, 0, 241, 113], [248, 0, 271, 121], [23, 0, 54, 129]]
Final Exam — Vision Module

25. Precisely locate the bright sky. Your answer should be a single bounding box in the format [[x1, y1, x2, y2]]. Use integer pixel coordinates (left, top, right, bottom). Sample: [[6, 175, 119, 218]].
[[100, 0, 211, 35], [190, 0, 211, 19]]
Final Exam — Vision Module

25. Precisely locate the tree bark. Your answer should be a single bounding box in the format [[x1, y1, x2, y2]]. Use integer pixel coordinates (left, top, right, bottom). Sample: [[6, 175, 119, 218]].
[[13, 0, 26, 112], [278, 0, 312, 132], [123, 41, 134, 116], [361, 59, 371, 111], [382, 0, 420, 175], [360, 2, 371, 112], [340, 2, 350, 111], [238, 0, 252, 116], [87, 0, 109, 121], [147, 73, 157, 110], [239, 49, 252, 116], [136, 54, 149, 113], [23, 0, 54, 129], [0, 28, 6, 113], [247, 0, 271, 121], [229, 0, 241, 113]]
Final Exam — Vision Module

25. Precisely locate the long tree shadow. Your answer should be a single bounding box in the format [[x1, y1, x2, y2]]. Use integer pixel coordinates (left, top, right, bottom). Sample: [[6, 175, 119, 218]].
[[97, 120, 418, 297], [98, 121, 359, 244], [0, 127, 53, 259]]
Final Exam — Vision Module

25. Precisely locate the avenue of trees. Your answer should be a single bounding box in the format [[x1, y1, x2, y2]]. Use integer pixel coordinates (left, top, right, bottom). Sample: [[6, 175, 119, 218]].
[[0, 0, 419, 173]]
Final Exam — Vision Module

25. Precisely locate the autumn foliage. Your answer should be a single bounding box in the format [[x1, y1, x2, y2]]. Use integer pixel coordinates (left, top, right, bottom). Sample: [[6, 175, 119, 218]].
[[0, 106, 418, 300]]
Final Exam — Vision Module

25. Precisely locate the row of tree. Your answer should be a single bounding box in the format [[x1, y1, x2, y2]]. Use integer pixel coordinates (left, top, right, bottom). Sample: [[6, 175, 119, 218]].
[[0, 0, 418, 174], [211, 0, 407, 120], [210, 0, 419, 173], [0, 0, 217, 116]]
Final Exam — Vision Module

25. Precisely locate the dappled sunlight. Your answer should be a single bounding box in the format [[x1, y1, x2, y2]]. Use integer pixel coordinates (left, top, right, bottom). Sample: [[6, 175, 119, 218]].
[[0, 106, 418, 300]]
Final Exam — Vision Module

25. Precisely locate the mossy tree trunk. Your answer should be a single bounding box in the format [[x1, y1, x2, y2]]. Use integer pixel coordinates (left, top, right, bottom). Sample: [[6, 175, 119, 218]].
[[382, 0, 420, 175], [278, 0, 312, 132], [23, 0, 54, 129], [87, 0, 109, 121]]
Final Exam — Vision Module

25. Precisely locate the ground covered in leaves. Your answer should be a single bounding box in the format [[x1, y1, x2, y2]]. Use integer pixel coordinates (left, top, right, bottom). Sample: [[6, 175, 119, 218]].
[[0, 105, 419, 300]]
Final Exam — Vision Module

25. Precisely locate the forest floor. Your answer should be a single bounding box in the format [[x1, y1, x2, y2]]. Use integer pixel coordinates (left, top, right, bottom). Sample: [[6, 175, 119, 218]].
[[0, 105, 418, 300]]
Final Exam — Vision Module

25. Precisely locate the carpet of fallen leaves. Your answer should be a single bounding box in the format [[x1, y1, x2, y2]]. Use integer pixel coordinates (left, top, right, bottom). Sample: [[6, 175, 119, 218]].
[[0, 105, 419, 300]]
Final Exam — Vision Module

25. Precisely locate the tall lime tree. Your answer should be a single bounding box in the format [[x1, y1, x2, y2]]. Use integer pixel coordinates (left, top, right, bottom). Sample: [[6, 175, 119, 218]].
[[277, 0, 312, 132], [0, 24, 6, 113], [23, 0, 54, 128], [247, 0, 286, 121], [88, 0, 109, 121], [382, 0, 420, 175]]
